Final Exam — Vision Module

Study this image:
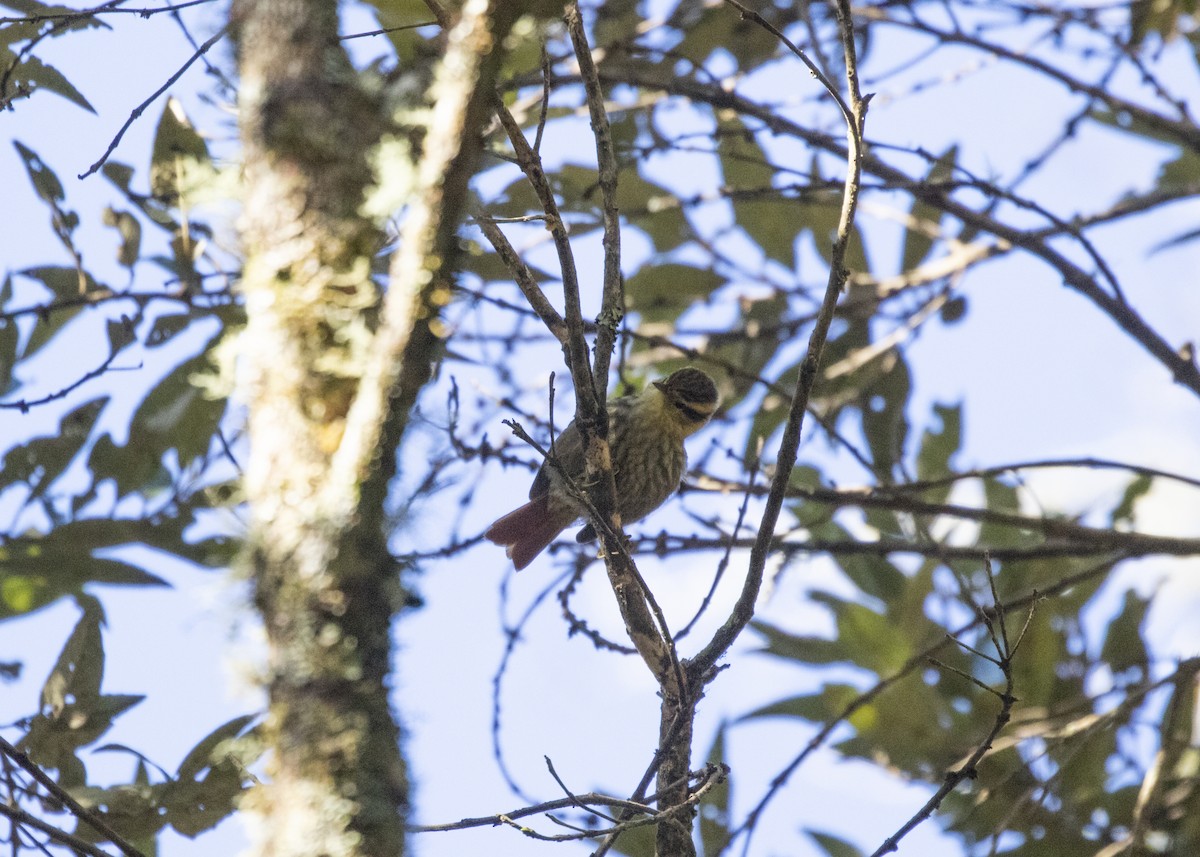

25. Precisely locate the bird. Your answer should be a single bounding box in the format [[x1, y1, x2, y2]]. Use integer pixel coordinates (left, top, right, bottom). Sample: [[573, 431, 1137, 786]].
[[485, 367, 720, 570]]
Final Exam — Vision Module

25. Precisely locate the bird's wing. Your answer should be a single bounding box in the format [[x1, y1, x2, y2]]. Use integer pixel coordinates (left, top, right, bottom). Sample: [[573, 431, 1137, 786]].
[[529, 419, 585, 499]]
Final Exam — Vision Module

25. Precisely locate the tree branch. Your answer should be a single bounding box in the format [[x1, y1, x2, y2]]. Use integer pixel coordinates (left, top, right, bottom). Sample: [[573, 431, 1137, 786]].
[[691, 0, 870, 678]]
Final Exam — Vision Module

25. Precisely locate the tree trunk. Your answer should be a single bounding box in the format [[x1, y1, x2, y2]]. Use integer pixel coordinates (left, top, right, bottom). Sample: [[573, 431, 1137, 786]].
[[231, 1, 516, 854], [231, 1, 404, 855]]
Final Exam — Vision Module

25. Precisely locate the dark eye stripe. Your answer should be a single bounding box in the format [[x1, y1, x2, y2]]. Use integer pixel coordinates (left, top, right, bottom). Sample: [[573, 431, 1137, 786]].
[[676, 402, 709, 422]]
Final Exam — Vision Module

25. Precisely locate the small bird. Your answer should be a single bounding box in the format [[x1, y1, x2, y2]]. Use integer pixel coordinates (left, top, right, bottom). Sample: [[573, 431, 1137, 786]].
[[485, 367, 720, 570]]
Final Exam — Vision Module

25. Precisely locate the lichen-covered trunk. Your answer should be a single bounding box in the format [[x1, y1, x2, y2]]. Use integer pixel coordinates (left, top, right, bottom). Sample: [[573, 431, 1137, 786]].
[[230, 0, 515, 854], [231, 0, 406, 854]]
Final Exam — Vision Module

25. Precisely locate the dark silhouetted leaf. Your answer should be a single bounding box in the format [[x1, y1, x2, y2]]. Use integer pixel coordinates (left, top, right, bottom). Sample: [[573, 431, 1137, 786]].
[[902, 146, 957, 273], [177, 714, 257, 780], [807, 829, 866, 857], [627, 263, 724, 324]]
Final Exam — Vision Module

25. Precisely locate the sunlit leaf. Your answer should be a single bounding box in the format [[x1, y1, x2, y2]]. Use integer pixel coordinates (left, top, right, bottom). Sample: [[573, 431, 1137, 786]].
[[41, 596, 106, 715], [150, 97, 211, 203]]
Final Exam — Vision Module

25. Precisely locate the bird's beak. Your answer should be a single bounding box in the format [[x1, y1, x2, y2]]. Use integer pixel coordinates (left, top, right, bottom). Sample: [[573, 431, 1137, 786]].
[[652, 379, 666, 392]]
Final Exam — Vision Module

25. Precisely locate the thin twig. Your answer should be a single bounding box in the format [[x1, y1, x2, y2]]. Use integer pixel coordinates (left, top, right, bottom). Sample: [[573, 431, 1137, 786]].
[[0, 0, 213, 24], [0, 737, 147, 857], [0, 353, 138, 412], [79, 26, 228, 179], [691, 0, 869, 680], [0, 803, 123, 857], [674, 466, 757, 642], [726, 555, 1122, 853], [564, 0, 623, 392], [545, 756, 619, 824], [871, 558, 1026, 856], [473, 214, 568, 343]]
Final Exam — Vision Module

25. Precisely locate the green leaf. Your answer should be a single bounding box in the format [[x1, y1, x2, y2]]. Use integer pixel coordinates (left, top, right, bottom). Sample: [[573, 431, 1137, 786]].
[[834, 678, 962, 776], [1100, 590, 1150, 675], [739, 683, 861, 724], [750, 619, 847, 665], [615, 170, 690, 253], [0, 397, 106, 499], [916, 402, 962, 503], [0, 524, 169, 620], [861, 352, 911, 478], [739, 198, 801, 270], [1129, 0, 1197, 45], [977, 476, 1038, 550], [88, 433, 169, 499], [698, 724, 730, 857], [717, 115, 799, 269], [1111, 473, 1153, 526], [674, 6, 779, 68], [807, 829, 866, 857], [101, 161, 136, 191], [608, 819, 656, 857], [940, 294, 967, 324], [489, 170, 541, 219], [358, 0, 441, 63], [128, 340, 227, 468], [793, 158, 871, 275], [626, 263, 724, 324], [901, 146, 957, 273], [0, 308, 18, 395], [14, 266, 108, 359], [107, 315, 136, 354], [458, 239, 557, 285], [42, 596, 106, 715], [177, 714, 257, 780], [150, 97, 211, 203], [102, 206, 142, 269], [810, 591, 913, 675], [1157, 144, 1200, 192], [13, 139, 66, 203], [1, 574, 42, 614], [835, 551, 908, 606], [145, 312, 196, 348], [163, 754, 249, 836], [718, 115, 775, 191], [739, 693, 829, 722], [12, 143, 87, 264], [22, 692, 144, 777], [18, 53, 95, 112]]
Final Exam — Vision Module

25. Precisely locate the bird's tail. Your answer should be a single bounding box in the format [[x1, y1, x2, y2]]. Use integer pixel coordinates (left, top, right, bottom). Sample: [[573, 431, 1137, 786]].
[[484, 495, 574, 570]]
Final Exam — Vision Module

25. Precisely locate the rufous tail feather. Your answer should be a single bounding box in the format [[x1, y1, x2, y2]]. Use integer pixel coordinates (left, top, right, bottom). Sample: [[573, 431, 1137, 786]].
[[484, 495, 573, 570]]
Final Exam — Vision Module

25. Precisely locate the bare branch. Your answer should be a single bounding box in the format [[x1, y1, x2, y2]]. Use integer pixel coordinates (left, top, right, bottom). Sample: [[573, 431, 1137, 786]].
[[691, 0, 870, 678], [79, 27, 228, 180], [564, 0, 623, 390]]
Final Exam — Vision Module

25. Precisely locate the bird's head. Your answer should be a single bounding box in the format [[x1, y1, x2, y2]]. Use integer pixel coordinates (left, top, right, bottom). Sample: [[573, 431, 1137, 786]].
[[651, 367, 720, 437]]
